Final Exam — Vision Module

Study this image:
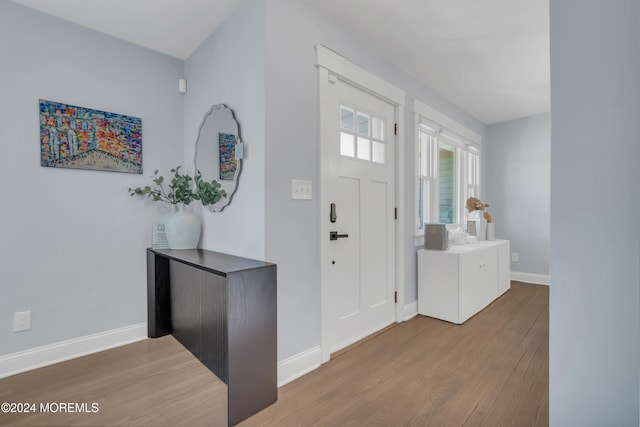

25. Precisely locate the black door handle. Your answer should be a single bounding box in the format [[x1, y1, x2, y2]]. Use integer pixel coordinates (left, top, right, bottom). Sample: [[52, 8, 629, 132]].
[[330, 231, 349, 241]]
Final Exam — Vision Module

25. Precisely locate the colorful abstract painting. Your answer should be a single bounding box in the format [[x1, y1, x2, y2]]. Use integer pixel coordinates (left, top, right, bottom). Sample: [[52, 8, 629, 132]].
[[219, 132, 237, 180], [39, 99, 142, 174]]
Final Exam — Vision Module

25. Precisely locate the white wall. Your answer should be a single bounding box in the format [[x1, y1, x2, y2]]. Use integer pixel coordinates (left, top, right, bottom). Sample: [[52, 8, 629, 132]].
[[484, 113, 550, 279], [264, 0, 486, 360], [184, 0, 266, 261], [550, 0, 640, 424], [0, 1, 184, 355]]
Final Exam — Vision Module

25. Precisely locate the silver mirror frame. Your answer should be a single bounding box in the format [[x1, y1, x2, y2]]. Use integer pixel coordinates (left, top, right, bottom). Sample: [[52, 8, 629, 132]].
[[194, 104, 243, 212]]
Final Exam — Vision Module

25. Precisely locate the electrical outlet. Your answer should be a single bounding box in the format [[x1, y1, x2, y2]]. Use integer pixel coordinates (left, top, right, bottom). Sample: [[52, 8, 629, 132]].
[[13, 310, 31, 332], [511, 252, 519, 262]]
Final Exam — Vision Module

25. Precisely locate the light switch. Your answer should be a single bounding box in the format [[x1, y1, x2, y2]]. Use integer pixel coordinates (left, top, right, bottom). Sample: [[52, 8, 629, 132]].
[[291, 179, 312, 200]]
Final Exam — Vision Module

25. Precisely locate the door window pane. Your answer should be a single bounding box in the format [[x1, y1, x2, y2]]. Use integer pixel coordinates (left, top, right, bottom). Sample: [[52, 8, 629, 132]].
[[372, 117, 384, 140], [340, 132, 355, 157], [357, 113, 370, 135], [372, 141, 384, 164], [357, 137, 370, 160], [340, 106, 354, 131]]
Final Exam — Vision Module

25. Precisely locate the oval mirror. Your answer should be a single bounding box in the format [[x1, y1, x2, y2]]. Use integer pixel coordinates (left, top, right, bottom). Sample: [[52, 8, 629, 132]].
[[194, 104, 243, 212]]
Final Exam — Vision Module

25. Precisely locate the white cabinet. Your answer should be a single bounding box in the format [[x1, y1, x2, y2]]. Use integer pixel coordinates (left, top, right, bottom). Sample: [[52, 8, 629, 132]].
[[496, 240, 511, 296], [418, 240, 510, 324]]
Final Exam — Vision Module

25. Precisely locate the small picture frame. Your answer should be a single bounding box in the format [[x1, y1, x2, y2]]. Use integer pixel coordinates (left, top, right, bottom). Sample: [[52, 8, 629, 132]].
[[467, 220, 477, 236], [152, 223, 169, 249]]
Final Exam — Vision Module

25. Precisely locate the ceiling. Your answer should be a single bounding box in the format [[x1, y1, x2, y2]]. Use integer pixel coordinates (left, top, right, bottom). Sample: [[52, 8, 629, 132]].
[[12, 0, 549, 125]]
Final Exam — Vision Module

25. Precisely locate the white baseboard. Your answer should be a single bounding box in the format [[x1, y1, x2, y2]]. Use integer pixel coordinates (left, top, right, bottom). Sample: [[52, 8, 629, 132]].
[[511, 271, 550, 286], [277, 345, 321, 387], [404, 301, 418, 321], [0, 323, 147, 379]]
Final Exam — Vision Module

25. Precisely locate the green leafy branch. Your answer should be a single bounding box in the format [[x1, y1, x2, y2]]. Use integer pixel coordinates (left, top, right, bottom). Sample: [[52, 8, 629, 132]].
[[128, 166, 225, 207]]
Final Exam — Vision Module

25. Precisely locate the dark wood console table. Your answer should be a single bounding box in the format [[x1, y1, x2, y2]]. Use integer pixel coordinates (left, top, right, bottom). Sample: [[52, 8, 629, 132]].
[[147, 248, 277, 426]]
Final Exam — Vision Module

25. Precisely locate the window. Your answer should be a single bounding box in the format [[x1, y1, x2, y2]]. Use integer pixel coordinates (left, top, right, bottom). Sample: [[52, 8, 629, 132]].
[[340, 105, 386, 164], [416, 115, 481, 235], [417, 125, 436, 226], [467, 149, 480, 199], [438, 143, 457, 223]]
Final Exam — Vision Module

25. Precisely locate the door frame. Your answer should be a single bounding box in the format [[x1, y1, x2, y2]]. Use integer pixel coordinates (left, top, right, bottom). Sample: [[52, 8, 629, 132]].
[[317, 45, 406, 363]]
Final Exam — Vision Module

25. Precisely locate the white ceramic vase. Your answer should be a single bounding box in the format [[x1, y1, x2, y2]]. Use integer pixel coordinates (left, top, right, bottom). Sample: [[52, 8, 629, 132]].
[[162, 204, 201, 249], [486, 222, 495, 240]]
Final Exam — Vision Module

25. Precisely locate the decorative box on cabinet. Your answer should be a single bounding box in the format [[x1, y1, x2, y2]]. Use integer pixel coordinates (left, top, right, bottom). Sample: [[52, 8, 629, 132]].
[[417, 240, 510, 324], [147, 248, 277, 426]]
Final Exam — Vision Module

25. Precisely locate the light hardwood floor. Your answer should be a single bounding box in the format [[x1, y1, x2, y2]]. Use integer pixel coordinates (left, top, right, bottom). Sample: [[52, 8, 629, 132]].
[[0, 336, 227, 427], [0, 282, 548, 427]]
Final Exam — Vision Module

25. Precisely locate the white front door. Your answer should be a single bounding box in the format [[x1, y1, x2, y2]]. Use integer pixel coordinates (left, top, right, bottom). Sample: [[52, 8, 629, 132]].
[[320, 74, 396, 357]]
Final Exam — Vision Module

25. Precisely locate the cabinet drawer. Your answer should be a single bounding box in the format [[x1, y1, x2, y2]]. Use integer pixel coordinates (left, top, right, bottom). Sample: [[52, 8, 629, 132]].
[[459, 247, 498, 322]]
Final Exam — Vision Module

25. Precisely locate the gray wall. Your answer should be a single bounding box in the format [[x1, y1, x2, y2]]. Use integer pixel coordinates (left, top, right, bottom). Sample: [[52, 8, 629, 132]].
[[1, 0, 496, 375], [550, 0, 640, 424], [484, 113, 550, 277], [0, 1, 184, 355], [264, 0, 486, 360], [184, 0, 266, 261]]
